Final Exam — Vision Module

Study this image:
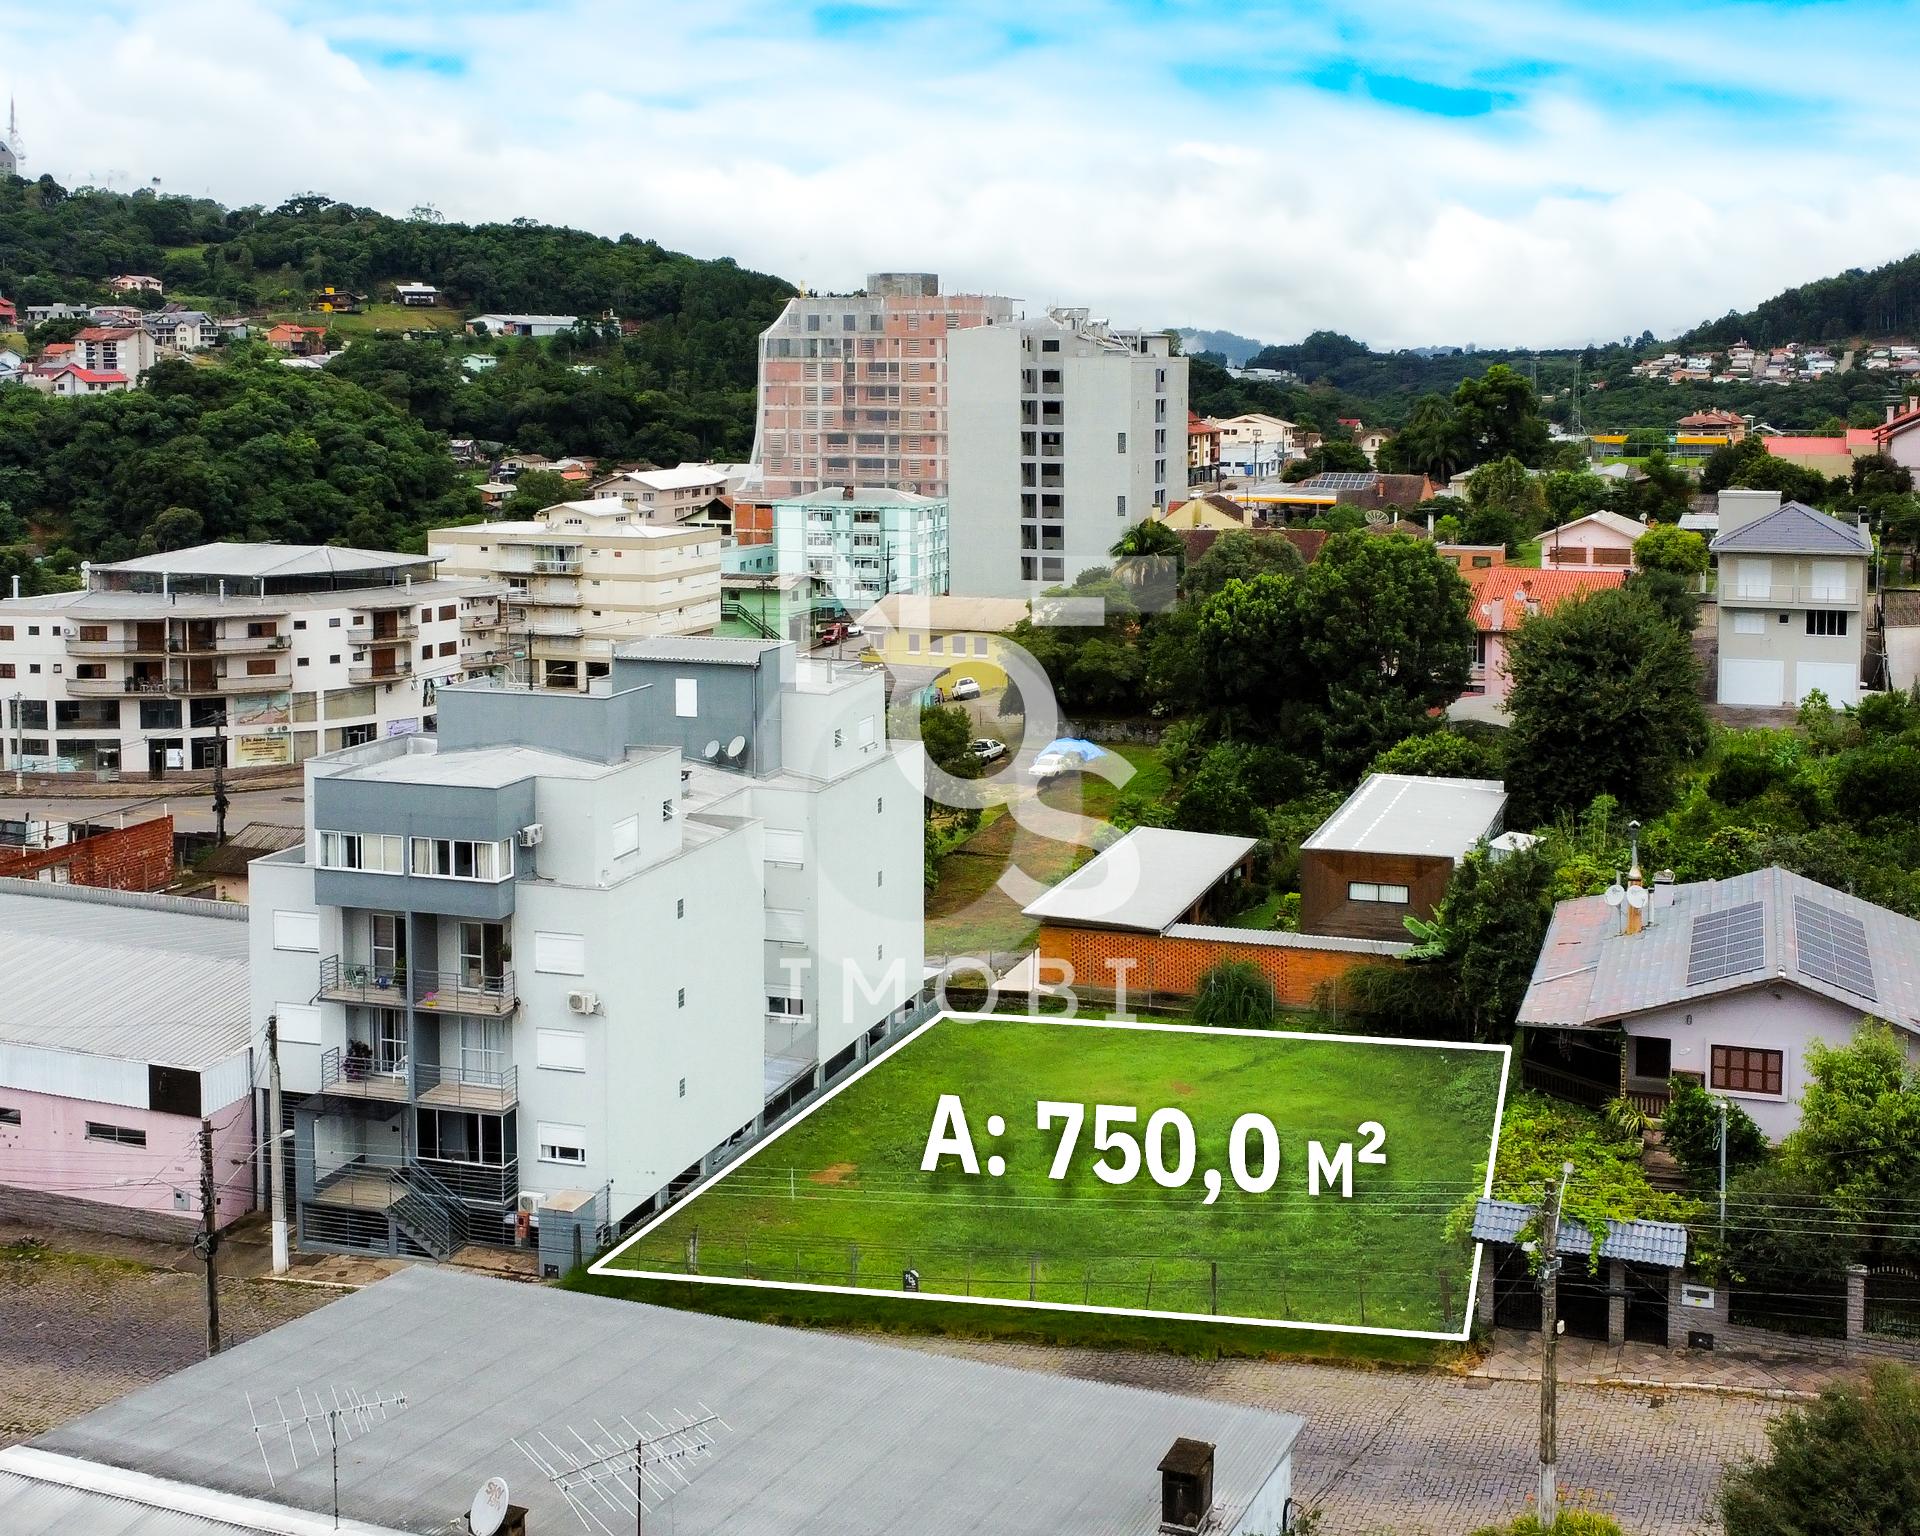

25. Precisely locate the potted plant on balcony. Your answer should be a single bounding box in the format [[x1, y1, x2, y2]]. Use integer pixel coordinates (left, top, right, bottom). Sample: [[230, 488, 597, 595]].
[[344, 1039, 372, 1081]]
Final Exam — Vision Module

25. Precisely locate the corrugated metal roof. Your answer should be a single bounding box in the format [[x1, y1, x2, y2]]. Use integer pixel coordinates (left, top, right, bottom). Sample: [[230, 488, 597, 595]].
[[1166, 923, 1410, 957], [1023, 828, 1258, 933], [1300, 773, 1507, 859], [1517, 866, 1920, 1032], [1471, 1198, 1688, 1267], [37, 1267, 1305, 1536], [0, 884, 248, 1069], [1710, 501, 1872, 556]]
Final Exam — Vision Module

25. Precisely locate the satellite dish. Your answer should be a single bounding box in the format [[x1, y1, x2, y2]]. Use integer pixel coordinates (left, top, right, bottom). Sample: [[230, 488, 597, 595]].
[[725, 735, 747, 759], [469, 1477, 511, 1536], [1626, 885, 1649, 910], [702, 740, 721, 761], [1364, 506, 1391, 526], [1603, 883, 1626, 908]]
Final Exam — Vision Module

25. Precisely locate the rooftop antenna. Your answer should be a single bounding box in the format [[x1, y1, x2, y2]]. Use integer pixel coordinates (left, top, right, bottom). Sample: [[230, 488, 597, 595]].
[[247, 1384, 407, 1530], [515, 1404, 730, 1536]]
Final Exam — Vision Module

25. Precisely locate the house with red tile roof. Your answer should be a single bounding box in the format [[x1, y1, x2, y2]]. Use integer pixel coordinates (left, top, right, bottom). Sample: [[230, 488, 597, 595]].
[[0, 296, 16, 331], [264, 322, 330, 356], [71, 325, 158, 384], [1873, 394, 1920, 474], [106, 274, 163, 296], [26, 363, 131, 396], [1462, 565, 1628, 707], [1676, 408, 1746, 441]]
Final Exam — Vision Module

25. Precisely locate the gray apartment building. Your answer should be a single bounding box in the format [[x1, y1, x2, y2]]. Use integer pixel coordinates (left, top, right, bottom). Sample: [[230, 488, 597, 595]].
[[248, 638, 925, 1261]]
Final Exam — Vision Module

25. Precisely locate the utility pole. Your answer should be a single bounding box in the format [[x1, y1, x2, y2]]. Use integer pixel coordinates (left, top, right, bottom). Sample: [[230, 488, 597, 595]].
[[1538, 1160, 1573, 1526], [268, 1016, 289, 1275], [211, 713, 230, 845], [1718, 1095, 1729, 1242], [199, 1118, 222, 1356]]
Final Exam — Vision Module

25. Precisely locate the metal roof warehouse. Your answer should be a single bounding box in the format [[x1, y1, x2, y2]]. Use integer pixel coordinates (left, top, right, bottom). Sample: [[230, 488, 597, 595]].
[[4, 1266, 1307, 1536]]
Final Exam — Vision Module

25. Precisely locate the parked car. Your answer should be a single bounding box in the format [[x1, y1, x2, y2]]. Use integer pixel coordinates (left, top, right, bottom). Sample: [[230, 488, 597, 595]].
[[970, 738, 1007, 764], [950, 676, 982, 700]]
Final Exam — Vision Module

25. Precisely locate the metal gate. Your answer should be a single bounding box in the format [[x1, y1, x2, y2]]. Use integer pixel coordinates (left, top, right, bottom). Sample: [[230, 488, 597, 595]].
[[1865, 1264, 1920, 1341], [1623, 1263, 1670, 1345]]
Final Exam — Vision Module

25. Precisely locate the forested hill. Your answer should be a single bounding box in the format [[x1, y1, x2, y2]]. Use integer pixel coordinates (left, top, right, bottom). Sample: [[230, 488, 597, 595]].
[[1678, 249, 1920, 350]]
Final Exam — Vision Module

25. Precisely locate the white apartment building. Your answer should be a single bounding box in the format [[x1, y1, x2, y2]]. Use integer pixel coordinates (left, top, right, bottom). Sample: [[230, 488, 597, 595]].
[[1212, 413, 1305, 478], [247, 637, 925, 1258], [72, 324, 159, 384], [773, 486, 949, 607], [0, 545, 508, 777], [947, 308, 1188, 596], [429, 501, 723, 692], [588, 463, 742, 522], [142, 307, 217, 353]]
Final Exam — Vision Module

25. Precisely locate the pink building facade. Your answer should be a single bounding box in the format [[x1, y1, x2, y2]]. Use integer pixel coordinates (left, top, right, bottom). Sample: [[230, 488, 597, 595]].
[[1464, 566, 1627, 705]]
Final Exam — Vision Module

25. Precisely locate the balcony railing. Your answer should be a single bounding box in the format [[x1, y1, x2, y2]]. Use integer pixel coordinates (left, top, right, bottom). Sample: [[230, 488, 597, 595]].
[[349, 614, 419, 641], [318, 954, 411, 1008], [416, 1155, 518, 1208], [349, 658, 414, 685], [221, 667, 293, 693], [317, 1043, 410, 1103], [524, 581, 581, 605], [459, 609, 503, 633], [415, 1060, 519, 1111], [531, 557, 582, 575], [411, 966, 518, 1017], [1719, 583, 1861, 608]]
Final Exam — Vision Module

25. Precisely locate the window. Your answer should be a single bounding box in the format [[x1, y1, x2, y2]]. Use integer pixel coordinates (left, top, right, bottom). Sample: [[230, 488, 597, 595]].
[[272, 910, 320, 952], [536, 1028, 587, 1072], [537, 1121, 588, 1165], [275, 1003, 322, 1045], [1733, 611, 1765, 635], [1712, 1045, 1783, 1095], [409, 836, 513, 881], [677, 987, 686, 1008], [1806, 611, 1849, 637], [611, 815, 640, 859], [77, 625, 107, 642], [533, 931, 586, 975], [676, 897, 685, 919], [675, 677, 698, 717], [0, 665, 13, 680], [768, 994, 805, 1016], [1117, 432, 1127, 453], [439, 604, 456, 622], [0, 626, 10, 640], [0, 1107, 20, 1125], [1633, 1036, 1672, 1080], [149, 1064, 201, 1118], [678, 1077, 687, 1099], [764, 828, 804, 864], [419, 606, 433, 623], [318, 831, 404, 874], [1041, 338, 1060, 352], [438, 641, 457, 657], [1116, 494, 1127, 519], [1347, 881, 1412, 904], [86, 1122, 147, 1148]]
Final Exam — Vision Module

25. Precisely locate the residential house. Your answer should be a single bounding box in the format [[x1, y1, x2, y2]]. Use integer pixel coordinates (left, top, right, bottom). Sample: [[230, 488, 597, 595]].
[[1710, 489, 1872, 707], [1676, 408, 1746, 444], [141, 306, 216, 353], [3, 1266, 1304, 1536], [72, 324, 158, 384], [248, 637, 925, 1255], [1161, 492, 1256, 531], [1297, 773, 1507, 940], [1761, 434, 1863, 473], [22, 302, 87, 326], [105, 275, 163, 296], [0, 543, 508, 777], [393, 282, 440, 306], [1187, 411, 1223, 485], [1873, 395, 1920, 473], [25, 363, 129, 395], [1518, 865, 1920, 1140], [464, 312, 579, 338], [856, 591, 1029, 690], [590, 463, 732, 524], [1210, 413, 1298, 479], [0, 882, 255, 1241], [187, 821, 304, 902], [214, 316, 250, 341], [1540, 508, 1646, 567], [1354, 425, 1394, 462], [263, 322, 329, 357], [0, 296, 14, 331], [1433, 543, 1506, 573], [1462, 565, 1628, 706], [428, 499, 723, 690]]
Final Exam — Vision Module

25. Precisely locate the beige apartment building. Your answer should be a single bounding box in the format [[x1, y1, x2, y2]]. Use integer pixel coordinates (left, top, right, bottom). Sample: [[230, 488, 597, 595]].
[[743, 273, 1015, 509], [429, 500, 723, 690]]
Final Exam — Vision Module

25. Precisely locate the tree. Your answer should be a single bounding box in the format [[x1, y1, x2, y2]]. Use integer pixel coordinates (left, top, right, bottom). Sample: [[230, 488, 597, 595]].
[[1634, 522, 1709, 577], [1785, 1021, 1920, 1225], [1183, 529, 1303, 598], [1451, 363, 1550, 468], [1379, 393, 1469, 482], [1466, 455, 1547, 548], [1852, 452, 1913, 499], [1371, 728, 1503, 780], [919, 704, 982, 783], [1109, 517, 1184, 563], [1543, 470, 1610, 523], [136, 504, 204, 555], [1659, 1076, 1767, 1191], [1504, 588, 1708, 821], [1720, 1364, 1920, 1536], [1623, 567, 1700, 633], [1192, 959, 1278, 1029]]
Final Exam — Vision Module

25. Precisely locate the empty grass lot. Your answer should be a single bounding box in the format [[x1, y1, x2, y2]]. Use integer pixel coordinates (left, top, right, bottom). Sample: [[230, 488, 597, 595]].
[[594, 1014, 1506, 1337]]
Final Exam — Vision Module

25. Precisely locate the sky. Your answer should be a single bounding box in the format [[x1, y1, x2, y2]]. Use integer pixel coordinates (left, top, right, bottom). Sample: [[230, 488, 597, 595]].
[[4, 0, 1920, 349]]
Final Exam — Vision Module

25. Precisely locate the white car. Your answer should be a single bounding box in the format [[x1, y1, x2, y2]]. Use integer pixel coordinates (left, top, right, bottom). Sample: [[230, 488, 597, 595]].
[[970, 738, 1007, 764], [1029, 751, 1076, 780], [949, 676, 982, 700]]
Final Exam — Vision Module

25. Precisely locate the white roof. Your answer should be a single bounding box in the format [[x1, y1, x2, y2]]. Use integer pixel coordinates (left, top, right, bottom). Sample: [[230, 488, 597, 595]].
[[611, 464, 730, 492], [467, 312, 578, 326], [1301, 773, 1508, 859], [775, 485, 943, 509], [98, 542, 435, 580], [340, 742, 624, 787], [1023, 827, 1256, 933], [1544, 509, 1647, 542]]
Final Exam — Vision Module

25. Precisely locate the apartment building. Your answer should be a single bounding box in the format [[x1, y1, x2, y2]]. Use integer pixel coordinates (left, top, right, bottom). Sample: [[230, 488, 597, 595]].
[[1711, 489, 1872, 708], [248, 636, 925, 1257], [773, 486, 949, 609], [947, 308, 1188, 596], [742, 272, 1015, 519], [0, 544, 509, 777], [429, 500, 723, 691], [1211, 413, 1303, 479], [72, 324, 159, 384], [141, 306, 216, 353], [587, 462, 745, 523]]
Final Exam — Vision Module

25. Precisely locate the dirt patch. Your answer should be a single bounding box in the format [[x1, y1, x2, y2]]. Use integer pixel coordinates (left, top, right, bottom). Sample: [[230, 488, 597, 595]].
[[809, 1162, 858, 1186], [1168, 1081, 1195, 1096]]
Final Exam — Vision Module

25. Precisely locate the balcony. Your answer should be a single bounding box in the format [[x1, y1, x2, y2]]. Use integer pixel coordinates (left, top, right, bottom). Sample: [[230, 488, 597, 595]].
[[523, 581, 581, 605], [416, 1155, 518, 1208], [220, 667, 294, 693], [529, 619, 583, 639], [348, 614, 418, 642], [531, 557, 582, 575], [214, 632, 293, 653], [65, 675, 136, 696], [459, 608, 504, 633], [416, 1060, 519, 1112], [411, 966, 518, 1017], [349, 657, 414, 685], [1718, 583, 1862, 609], [317, 1043, 410, 1104], [319, 954, 412, 1008]]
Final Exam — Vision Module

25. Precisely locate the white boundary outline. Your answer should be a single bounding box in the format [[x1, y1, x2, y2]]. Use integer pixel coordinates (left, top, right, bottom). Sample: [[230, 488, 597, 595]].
[[591, 1013, 1512, 1342]]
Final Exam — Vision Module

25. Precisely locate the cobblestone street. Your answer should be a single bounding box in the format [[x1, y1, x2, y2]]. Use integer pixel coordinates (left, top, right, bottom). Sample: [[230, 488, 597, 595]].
[[0, 1243, 341, 1448], [897, 1336, 1798, 1535]]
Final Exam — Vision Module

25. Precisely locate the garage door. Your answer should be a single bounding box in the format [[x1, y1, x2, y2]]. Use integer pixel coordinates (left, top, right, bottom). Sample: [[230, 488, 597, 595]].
[[1795, 661, 1858, 706], [1720, 658, 1785, 707]]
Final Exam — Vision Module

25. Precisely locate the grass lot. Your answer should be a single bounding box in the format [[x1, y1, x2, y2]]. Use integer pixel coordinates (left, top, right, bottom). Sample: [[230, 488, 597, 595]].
[[591, 1014, 1505, 1337], [267, 304, 464, 336]]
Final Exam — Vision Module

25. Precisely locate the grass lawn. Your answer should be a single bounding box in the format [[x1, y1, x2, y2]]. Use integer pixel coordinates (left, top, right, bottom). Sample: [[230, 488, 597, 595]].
[[591, 1014, 1505, 1338], [1511, 539, 1543, 569], [267, 304, 464, 336]]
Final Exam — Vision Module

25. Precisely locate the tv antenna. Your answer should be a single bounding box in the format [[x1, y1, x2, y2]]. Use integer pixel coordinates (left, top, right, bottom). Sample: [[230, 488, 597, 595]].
[[515, 1404, 729, 1536], [247, 1384, 407, 1529]]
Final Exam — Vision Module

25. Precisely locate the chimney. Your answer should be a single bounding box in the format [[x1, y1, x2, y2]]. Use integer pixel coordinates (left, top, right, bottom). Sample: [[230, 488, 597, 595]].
[[1624, 819, 1646, 936], [1158, 1438, 1215, 1533]]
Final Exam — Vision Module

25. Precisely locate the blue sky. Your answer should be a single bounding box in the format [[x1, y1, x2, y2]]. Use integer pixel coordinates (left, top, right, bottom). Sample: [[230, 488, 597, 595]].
[[4, 0, 1919, 346]]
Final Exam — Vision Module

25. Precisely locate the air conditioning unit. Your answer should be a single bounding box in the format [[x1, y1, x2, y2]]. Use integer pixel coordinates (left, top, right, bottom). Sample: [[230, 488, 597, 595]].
[[516, 1191, 544, 1214], [518, 823, 545, 848], [566, 990, 599, 1016]]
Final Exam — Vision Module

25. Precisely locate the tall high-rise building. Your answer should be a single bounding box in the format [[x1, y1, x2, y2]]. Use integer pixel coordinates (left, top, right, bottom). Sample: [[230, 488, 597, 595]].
[[741, 273, 1014, 522], [947, 309, 1187, 597]]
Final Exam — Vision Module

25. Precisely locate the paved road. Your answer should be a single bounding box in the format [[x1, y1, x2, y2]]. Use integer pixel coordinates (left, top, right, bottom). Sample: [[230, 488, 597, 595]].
[[893, 1336, 1784, 1535], [0, 782, 305, 836]]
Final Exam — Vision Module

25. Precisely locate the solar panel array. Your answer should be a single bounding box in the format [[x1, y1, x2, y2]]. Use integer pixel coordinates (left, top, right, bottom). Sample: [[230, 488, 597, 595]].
[[1302, 471, 1380, 491], [1686, 901, 1767, 986], [1793, 895, 1877, 1001]]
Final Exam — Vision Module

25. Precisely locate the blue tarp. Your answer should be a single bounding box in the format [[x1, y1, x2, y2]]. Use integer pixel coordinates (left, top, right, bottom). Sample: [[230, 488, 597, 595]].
[[1038, 738, 1107, 762]]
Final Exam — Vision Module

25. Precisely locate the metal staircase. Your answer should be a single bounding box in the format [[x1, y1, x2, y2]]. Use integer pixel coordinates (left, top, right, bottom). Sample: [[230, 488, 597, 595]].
[[388, 1163, 471, 1260], [720, 600, 779, 640]]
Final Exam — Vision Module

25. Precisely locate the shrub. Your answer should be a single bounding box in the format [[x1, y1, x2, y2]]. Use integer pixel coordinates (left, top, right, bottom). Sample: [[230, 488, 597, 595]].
[[1191, 959, 1277, 1029], [1659, 1076, 1767, 1190], [1469, 1510, 1627, 1536], [1372, 728, 1504, 780]]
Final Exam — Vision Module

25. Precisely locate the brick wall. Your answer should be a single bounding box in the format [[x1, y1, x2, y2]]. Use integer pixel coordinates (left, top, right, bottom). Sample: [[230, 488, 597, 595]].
[[0, 815, 174, 891], [1036, 924, 1397, 1007]]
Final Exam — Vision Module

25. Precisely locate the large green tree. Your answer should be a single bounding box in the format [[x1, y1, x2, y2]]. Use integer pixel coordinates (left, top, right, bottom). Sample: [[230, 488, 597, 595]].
[[1451, 363, 1550, 468], [1183, 529, 1304, 598], [1503, 587, 1708, 820]]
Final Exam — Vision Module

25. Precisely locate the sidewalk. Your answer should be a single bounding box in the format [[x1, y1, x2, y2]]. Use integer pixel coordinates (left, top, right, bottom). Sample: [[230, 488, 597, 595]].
[[1469, 1326, 1859, 1397]]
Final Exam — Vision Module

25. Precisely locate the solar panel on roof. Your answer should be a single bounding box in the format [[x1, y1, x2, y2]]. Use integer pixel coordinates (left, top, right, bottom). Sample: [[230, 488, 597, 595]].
[[1793, 895, 1877, 1001], [1304, 471, 1379, 490], [1686, 901, 1766, 986]]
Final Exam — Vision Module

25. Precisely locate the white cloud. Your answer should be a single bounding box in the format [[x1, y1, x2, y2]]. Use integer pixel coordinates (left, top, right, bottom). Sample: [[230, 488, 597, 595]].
[[4, 0, 1918, 349]]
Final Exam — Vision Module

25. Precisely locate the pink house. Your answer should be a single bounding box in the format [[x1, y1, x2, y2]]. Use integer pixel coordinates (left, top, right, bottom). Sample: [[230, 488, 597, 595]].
[[0, 884, 257, 1239], [1539, 509, 1646, 567], [1463, 565, 1628, 705]]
